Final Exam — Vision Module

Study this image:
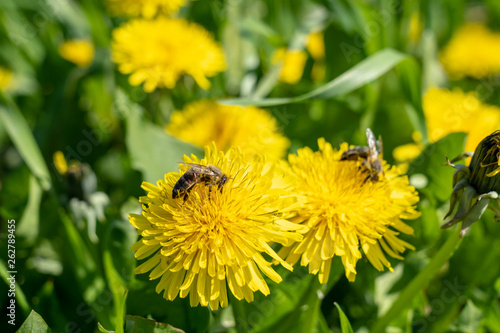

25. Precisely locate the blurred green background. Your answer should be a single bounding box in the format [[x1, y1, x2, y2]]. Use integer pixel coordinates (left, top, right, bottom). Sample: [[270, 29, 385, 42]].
[[1, 0, 500, 332]]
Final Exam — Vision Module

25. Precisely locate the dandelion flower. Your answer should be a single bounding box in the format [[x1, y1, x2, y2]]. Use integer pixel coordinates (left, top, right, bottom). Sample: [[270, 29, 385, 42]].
[[392, 131, 424, 164], [279, 138, 420, 283], [129, 144, 306, 309], [166, 100, 290, 160], [423, 88, 500, 152], [272, 47, 307, 84], [112, 18, 226, 92], [408, 12, 423, 43], [58, 40, 94, 67], [0, 67, 13, 91], [106, 0, 187, 18], [306, 31, 326, 82], [440, 23, 500, 79], [443, 131, 500, 236], [306, 32, 325, 60], [393, 88, 500, 164]]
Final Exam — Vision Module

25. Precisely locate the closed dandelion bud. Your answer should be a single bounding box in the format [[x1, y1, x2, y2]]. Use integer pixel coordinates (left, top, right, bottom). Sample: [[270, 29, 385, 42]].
[[443, 130, 500, 236], [469, 130, 500, 194]]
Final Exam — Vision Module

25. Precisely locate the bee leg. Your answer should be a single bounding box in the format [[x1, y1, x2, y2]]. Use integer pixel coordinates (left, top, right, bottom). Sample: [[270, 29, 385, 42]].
[[182, 185, 195, 203], [208, 183, 213, 200]]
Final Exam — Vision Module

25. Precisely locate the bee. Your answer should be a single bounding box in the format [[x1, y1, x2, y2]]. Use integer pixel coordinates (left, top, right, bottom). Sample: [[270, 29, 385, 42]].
[[172, 163, 228, 202], [340, 128, 384, 182]]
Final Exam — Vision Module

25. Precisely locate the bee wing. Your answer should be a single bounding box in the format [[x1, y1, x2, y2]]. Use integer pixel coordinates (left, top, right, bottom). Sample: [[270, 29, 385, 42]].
[[182, 162, 219, 176], [365, 128, 379, 160], [377, 135, 383, 159]]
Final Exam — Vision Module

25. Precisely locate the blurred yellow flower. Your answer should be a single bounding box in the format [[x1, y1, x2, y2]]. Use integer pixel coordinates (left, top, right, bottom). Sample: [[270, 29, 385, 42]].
[[424, 88, 500, 152], [279, 138, 420, 283], [306, 31, 325, 60], [112, 18, 226, 92], [408, 12, 423, 42], [53, 151, 68, 176], [129, 144, 306, 309], [392, 131, 424, 163], [393, 88, 500, 163], [0, 67, 13, 91], [440, 23, 500, 79], [166, 100, 290, 160], [306, 31, 326, 82], [106, 0, 187, 18], [58, 40, 94, 67], [272, 47, 307, 84]]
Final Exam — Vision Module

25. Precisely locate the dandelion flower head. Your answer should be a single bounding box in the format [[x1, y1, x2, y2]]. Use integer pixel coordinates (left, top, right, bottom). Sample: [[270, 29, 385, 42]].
[[129, 144, 307, 309], [112, 18, 226, 92], [272, 47, 307, 84], [440, 23, 500, 79], [166, 100, 290, 161], [107, 0, 188, 18], [279, 138, 420, 283], [58, 39, 94, 67], [393, 87, 500, 164], [423, 87, 500, 152]]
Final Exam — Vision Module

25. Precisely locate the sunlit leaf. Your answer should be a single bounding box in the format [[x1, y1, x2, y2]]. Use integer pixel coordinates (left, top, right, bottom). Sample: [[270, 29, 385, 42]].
[[219, 48, 409, 106], [114, 90, 202, 183], [17, 310, 51, 333], [408, 132, 468, 204], [0, 98, 51, 190], [334, 303, 354, 333]]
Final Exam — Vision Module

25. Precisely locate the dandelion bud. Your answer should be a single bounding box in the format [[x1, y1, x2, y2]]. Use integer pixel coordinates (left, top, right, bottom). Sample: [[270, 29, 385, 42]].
[[443, 130, 500, 236]]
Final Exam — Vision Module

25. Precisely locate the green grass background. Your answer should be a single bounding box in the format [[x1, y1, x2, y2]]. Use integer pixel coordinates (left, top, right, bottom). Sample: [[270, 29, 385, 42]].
[[1, 0, 500, 332]]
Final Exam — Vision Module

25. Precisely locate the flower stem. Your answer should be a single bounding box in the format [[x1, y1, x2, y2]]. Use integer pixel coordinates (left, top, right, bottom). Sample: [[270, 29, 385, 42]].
[[371, 228, 462, 333]]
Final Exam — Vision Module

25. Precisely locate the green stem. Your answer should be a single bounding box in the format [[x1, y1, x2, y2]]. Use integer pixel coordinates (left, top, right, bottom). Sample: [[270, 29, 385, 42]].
[[0, 260, 30, 317], [371, 229, 462, 333]]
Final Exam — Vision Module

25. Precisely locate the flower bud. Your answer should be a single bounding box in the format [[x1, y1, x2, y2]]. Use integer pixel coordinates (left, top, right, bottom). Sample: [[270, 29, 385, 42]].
[[443, 130, 500, 236]]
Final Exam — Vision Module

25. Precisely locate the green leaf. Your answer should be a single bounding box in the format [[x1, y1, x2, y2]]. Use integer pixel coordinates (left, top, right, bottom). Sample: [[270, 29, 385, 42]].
[[0, 98, 51, 190], [231, 266, 336, 333], [449, 300, 483, 333], [371, 229, 463, 333], [334, 303, 354, 333], [17, 175, 42, 244], [219, 48, 409, 106], [114, 90, 202, 183], [0, 260, 30, 317], [97, 323, 114, 333], [126, 282, 210, 333], [124, 315, 186, 333], [408, 132, 468, 204], [397, 57, 428, 143], [17, 310, 51, 333], [103, 220, 135, 333]]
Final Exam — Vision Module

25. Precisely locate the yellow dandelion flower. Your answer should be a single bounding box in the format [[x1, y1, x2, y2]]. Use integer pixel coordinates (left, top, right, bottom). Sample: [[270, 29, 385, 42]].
[[166, 100, 290, 160], [53, 151, 68, 176], [272, 47, 308, 84], [393, 131, 424, 164], [306, 31, 326, 82], [440, 23, 500, 79], [278, 138, 420, 283], [58, 40, 94, 67], [306, 31, 325, 60], [129, 144, 307, 310], [408, 12, 423, 43], [394, 88, 500, 163], [112, 18, 226, 92], [106, 0, 187, 18], [0, 67, 13, 91], [423, 87, 500, 152]]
